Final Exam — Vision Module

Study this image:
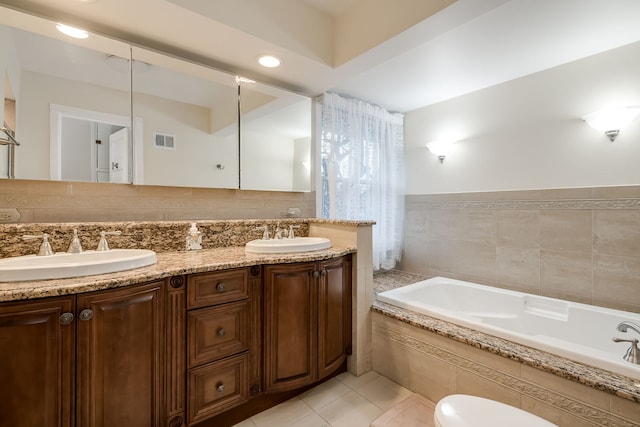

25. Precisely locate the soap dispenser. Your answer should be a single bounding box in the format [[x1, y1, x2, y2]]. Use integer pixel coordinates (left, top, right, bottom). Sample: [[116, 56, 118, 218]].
[[186, 222, 202, 251]]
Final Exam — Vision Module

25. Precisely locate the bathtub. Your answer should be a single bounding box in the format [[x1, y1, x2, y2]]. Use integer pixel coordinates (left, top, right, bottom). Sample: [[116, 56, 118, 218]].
[[376, 276, 640, 380]]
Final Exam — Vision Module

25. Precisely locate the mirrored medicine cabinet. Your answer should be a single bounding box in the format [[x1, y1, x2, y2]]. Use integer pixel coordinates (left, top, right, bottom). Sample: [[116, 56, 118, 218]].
[[0, 5, 312, 192]]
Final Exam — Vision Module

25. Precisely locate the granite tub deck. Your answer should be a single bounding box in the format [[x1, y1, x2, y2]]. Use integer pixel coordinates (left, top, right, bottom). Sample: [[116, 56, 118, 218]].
[[0, 245, 356, 302], [371, 270, 640, 404]]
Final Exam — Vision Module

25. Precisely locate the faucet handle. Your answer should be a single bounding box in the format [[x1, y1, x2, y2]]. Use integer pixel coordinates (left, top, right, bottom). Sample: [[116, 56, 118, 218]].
[[67, 229, 83, 253], [96, 230, 122, 251], [613, 337, 640, 364], [22, 233, 54, 256], [256, 225, 270, 240], [288, 225, 301, 239]]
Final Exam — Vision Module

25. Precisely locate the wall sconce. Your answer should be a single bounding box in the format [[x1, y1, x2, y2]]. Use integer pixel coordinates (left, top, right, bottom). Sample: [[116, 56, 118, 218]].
[[582, 106, 640, 141], [426, 140, 455, 163]]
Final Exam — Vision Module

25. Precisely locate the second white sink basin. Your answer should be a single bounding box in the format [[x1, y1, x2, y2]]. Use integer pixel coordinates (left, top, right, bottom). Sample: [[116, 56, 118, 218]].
[[0, 249, 157, 282], [245, 237, 331, 254]]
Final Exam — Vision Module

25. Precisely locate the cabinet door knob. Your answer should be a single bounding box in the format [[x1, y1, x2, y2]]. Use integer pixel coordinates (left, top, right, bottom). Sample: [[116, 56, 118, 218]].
[[59, 312, 74, 325], [313, 271, 320, 279], [216, 282, 225, 292], [79, 309, 94, 321], [217, 328, 225, 337], [217, 383, 225, 393]]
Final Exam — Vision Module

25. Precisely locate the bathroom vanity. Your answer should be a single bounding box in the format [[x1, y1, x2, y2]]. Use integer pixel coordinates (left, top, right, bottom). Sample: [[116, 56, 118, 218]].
[[0, 220, 363, 427]]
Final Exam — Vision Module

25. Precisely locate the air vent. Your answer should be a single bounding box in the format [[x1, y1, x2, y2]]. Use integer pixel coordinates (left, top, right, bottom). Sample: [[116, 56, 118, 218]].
[[154, 132, 175, 149]]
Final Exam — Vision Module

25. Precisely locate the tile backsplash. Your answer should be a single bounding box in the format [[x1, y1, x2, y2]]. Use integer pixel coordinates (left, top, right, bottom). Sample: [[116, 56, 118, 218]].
[[400, 186, 640, 313], [0, 180, 315, 223]]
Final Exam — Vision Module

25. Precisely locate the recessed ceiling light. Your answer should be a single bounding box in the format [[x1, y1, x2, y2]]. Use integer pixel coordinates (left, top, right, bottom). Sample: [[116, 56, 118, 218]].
[[258, 55, 281, 68], [56, 23, 89, 39]]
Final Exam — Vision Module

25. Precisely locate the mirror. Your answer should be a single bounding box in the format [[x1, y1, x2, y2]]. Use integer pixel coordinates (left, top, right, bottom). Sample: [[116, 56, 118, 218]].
[[240, 80, 312, 192], [131, 46, 239, 188], [0, 9, 133, 183], [0, 5, 313, 191]]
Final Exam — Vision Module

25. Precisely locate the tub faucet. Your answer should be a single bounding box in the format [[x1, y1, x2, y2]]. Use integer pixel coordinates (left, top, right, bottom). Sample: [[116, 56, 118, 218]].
[[614, 321, 640, 364], [617, 321, 640, 335]]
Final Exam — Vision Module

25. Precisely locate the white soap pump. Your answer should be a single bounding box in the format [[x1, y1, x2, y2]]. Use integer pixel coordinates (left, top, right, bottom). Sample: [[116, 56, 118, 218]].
[[186, 222, 202, 251]]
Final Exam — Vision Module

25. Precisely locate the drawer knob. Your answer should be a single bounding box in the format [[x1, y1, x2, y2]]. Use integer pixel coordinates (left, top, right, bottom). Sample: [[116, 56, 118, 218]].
[[79, 309, 94, 321], [217, 383, 225, 393], [216, 282, 225, 292], [217, 328, 225, 337], [59, 312, 74, 325]]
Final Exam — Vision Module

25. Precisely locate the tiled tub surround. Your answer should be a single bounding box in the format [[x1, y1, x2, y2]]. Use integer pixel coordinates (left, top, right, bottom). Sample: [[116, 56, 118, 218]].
[[372, 270, 640, 427], [400, 185, 640, 314]]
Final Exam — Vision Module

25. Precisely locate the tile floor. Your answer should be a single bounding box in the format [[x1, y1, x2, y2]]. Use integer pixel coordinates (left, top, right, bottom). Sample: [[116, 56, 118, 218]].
[[232, 371, 416, 427]]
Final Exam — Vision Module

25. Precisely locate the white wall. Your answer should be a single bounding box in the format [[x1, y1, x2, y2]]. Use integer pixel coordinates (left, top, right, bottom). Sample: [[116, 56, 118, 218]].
[[241, 129, 294, 191], [404, 41, 640, 194], [17, 71, 129, 180], [60, 117, 92, 182], [135, 92, 238, 189]]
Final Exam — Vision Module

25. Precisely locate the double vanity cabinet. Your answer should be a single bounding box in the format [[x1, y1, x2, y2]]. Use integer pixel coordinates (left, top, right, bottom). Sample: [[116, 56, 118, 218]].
[[0, 254, 352, 427]]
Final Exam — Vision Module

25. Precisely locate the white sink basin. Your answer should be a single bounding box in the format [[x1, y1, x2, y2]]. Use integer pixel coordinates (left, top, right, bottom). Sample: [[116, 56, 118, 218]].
[[0, 249, 157, 282], [245, 237, 331, 254]]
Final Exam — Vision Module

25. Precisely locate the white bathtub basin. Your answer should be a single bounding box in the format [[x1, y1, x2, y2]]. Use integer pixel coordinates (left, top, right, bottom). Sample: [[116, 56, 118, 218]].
[[0, 249, 157, 282], [245, 237, 331, 254]]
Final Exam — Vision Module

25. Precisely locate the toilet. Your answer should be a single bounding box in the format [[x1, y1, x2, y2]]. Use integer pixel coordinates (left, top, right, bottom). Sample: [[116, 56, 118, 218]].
[[434, 394, 558, 427]]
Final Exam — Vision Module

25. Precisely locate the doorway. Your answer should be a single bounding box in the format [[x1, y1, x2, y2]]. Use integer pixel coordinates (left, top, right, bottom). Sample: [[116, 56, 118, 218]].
[[50, 104, 144, 183]]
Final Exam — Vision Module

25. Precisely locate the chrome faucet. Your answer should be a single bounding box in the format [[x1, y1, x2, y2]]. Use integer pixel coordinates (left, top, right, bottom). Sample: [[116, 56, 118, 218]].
[[617, 321, 640, 335], [274, 223, 284, 239], [288, 224, 300, 239], [97, 230, 122, 251], [22, 233, 54, 256], [613, 321, 640, 364], [67, 229, 83, 253], [256, 225, 270, 240]]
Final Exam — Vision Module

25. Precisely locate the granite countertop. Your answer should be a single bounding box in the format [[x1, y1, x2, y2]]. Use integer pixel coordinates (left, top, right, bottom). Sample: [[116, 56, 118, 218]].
[[372, 269, 640, 404], [0, 245, 356, 302]]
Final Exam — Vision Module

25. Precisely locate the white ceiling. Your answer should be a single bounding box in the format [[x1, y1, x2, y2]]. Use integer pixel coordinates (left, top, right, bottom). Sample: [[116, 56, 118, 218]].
[[2, 0, 640, 113]]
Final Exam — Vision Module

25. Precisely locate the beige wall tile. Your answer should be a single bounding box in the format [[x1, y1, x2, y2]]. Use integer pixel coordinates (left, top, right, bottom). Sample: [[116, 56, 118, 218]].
[[495, 246, 540, 292], [520, 395, 600, 427], [459, 209, 496, 245], [540, 249, 593, 302], [520, 365, 609, 410], [497, 210, 540, 248], [371, 327, 412, 387], [610, 394, 640, 423], [402, 186, 640, 305], [540, 210, 592, 252], [594, 210, 640, 257], [593, 254, 640, 311], [0, 180, 314, 223], [454, 368, 521, 408], [454, 341, 521, 377], [408, 348, 456, 403], [457, 240, 496, 280]]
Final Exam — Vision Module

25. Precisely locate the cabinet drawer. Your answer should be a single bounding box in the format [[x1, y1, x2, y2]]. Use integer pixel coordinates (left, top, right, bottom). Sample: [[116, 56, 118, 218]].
[[187, 268, 249, 309], [188, 300, 250, 367], [188, 353, 249, 424]]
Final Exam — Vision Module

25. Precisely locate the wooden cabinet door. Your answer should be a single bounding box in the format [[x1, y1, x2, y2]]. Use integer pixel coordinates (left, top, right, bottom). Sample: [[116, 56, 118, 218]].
[[76, 281, 165, 427], [318, 256, 351, 379], [0, 296, 75, 427], [263, 262, 318, 392]]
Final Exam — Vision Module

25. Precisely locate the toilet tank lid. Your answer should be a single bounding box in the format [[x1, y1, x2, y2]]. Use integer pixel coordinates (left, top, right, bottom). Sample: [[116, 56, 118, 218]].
[[434, 394, 558, 427]]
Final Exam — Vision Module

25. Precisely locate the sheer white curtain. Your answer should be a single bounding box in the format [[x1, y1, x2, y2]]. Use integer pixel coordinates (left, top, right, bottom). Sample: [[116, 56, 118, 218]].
[[318, 92, 404, 270]]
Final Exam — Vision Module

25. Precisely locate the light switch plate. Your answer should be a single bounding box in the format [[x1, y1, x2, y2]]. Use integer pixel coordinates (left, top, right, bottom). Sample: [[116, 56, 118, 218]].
[[0, 208, 21, 223]]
